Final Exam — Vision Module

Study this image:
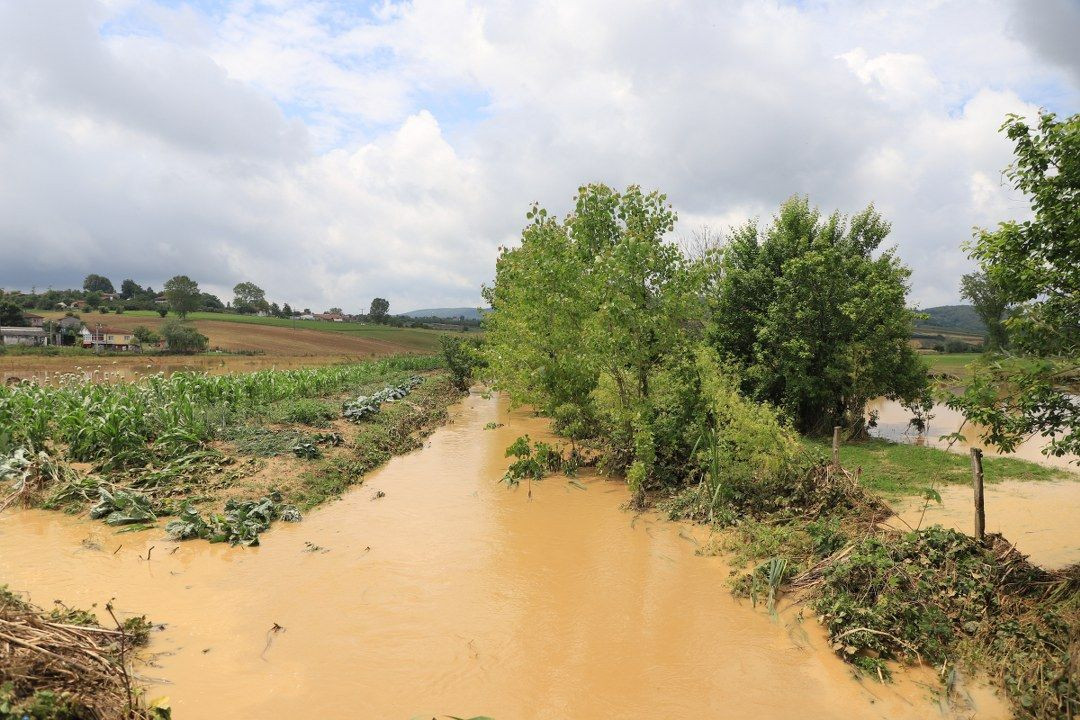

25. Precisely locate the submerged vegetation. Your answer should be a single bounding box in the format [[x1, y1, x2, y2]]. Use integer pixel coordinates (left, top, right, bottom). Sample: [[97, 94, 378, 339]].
[[0, 354, 463, 546], [480, 181, 1078, 718]]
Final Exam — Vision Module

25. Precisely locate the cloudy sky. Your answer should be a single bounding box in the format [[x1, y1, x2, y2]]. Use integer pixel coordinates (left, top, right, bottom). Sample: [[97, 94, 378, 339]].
[[0, 0, 1077, 313]]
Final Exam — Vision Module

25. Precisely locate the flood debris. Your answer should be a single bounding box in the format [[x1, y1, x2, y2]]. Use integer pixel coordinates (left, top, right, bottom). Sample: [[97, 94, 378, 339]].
[[0, 586, 166, 719], [260, 623, 285, 661], [682, 461, 1078, 720]]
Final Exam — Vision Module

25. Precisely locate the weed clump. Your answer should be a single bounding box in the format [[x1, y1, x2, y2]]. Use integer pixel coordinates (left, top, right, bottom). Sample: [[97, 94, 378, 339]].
[[166, 493, 301, 546]]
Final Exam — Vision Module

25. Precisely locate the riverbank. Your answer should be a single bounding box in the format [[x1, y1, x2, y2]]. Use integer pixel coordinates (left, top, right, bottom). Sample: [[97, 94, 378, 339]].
[[0, 356, 463, 547], [675, 444, 1079, 720]]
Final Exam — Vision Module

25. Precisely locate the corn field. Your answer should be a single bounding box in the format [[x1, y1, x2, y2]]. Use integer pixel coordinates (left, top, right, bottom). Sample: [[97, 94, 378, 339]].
[[0, 355, 440, 470]]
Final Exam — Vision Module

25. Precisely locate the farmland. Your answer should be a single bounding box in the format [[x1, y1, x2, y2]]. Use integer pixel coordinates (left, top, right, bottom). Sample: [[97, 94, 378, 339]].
[[0, 311, 452, 382], [0, 354, 460, 540]]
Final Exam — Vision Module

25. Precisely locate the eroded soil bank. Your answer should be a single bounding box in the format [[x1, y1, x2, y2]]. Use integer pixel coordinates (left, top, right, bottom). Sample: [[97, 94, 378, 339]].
[[0, 393, 1009, 719]]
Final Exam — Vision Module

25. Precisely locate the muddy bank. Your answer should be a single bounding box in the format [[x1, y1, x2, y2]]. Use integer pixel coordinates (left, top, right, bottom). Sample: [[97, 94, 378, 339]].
[[0, 393, 1009, 719]]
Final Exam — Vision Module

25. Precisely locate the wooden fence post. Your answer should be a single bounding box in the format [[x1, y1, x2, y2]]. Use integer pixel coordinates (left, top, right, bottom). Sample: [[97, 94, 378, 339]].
[[970, 447, 985, 542], [832, 426, 841, 468]]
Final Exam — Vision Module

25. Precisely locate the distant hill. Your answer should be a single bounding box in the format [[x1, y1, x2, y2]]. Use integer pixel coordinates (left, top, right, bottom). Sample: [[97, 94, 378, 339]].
[[400, 307, 486, 321], [915, 305, 985, 335]]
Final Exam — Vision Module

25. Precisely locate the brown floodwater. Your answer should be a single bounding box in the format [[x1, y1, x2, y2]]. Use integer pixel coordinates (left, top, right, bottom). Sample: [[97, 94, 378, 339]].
[[867, 398, 1079, 470], [0, 393, 1009, 719], [890, 480, 1080, 569]]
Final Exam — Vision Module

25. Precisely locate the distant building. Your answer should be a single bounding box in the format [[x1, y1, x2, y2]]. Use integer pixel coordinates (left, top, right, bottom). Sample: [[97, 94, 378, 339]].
[[22, 313, 45, 327], [315, 312, 345, 322], [1, 327, 48, 346], [83, 326, 137, 351]]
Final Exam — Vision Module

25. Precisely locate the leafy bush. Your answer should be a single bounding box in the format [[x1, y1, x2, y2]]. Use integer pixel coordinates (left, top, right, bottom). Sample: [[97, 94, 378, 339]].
[[440, 335, 484, 391], [131, 325, 160, 345], [160, 320, 208, 353]]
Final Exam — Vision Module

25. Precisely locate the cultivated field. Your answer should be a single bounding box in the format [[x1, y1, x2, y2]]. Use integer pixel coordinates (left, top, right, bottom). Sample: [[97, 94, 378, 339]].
[[1, 312, 450, 380]]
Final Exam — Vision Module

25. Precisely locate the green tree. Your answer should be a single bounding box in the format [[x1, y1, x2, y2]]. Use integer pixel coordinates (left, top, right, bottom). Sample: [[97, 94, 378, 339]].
[[131, 325, 160, 345], [705, 195, 926, 435], [282, 303, 293, 317], [0, 300, 27, 326], [119, 279, 143, 300], [959, 271, 1010, 350], [83, 274, 115, 294], [483, 184, 702, 504], [161, 319, 208, 353], [948, 111, 1079, 460], [164, 276, 200, 319], [233, 282, 268, 314], [368, 298, 389, 323]]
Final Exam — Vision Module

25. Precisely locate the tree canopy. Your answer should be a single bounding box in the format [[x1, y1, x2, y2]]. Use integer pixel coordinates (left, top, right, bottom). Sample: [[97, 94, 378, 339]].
[[369, 298, 389, 323], [232, 282, 267, 314], [483, 184, 927, 503], [949, 111, 1079, 460], [959, 271, 1010, 350], [705, 196, 926, 435], [161, 319, 208, 353], [163, 275, 200, 319], [119, 279, 143, 300], [83, 274, 114, 294], [0, 301, 27, 326]]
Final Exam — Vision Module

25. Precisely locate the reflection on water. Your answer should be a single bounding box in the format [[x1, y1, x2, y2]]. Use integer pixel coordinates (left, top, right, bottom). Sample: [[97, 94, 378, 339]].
[[867, 398, 1079, 470], [0, 393, 1008, 719]]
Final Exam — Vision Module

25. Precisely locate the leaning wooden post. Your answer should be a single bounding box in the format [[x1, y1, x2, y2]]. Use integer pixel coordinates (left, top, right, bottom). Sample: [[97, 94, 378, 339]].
[[970, 447, 985, 542], [832, 426, 842, 468]]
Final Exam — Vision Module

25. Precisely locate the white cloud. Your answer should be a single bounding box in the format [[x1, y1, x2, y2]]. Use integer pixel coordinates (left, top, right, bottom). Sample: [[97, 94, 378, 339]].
[[0, 0, 1075, 312]]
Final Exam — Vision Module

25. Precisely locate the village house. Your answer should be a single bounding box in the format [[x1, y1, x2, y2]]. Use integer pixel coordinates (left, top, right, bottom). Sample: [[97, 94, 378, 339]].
[[83, 326, 137, 351], [0, 326, 48, 347], [22, 312, 45, 327], [314, 312, 345, 322]]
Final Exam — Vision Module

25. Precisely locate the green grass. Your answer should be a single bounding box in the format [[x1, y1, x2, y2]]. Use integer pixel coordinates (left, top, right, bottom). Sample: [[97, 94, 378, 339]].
[[803, 437, 1073, 497], [123, 310, 447, 352], [923, 352, 981, 378]]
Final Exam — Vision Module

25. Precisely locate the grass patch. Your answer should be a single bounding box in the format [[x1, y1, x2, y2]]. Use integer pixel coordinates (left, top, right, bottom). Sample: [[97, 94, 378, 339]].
[[802, 437, 1070, 497], [924, 352, 980, 378]]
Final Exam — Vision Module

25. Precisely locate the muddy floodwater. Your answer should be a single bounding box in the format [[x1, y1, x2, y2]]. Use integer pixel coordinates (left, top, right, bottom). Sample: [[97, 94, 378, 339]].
[[868, 398, 1079, 470], [0, 393, 1009, 719]]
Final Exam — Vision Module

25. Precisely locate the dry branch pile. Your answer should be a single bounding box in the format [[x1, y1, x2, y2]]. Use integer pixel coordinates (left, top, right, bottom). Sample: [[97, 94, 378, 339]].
[[0, 588, 164, 720]]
